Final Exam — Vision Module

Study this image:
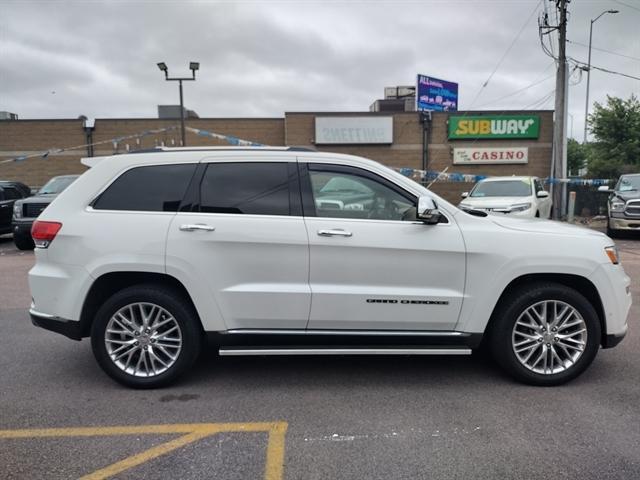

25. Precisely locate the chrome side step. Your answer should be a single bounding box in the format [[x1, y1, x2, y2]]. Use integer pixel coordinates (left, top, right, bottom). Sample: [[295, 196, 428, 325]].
[[218, 347, 472, 356], [225, 329, 467, 337]]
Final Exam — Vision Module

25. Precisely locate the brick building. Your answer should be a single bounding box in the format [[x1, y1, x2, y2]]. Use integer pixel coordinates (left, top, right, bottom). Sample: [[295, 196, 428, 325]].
[[0, 110, 553, 204]]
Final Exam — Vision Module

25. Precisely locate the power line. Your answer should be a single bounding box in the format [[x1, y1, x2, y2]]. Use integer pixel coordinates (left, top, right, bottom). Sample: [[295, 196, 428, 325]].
[[612, 0, 640, 13], [522, 89, 556, 109], [475, 64, 555, 108], [567, 39, 640, 62], [569, 57, 640, 81], [469, 0, 543, 107], [589, 64, 640, 81]]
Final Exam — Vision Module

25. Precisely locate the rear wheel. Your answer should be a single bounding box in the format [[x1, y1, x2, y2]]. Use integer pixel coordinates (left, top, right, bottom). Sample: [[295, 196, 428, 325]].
[[91, 285, 202, 388], [490, 283, 600, 386], [13, 231, 35, 250]]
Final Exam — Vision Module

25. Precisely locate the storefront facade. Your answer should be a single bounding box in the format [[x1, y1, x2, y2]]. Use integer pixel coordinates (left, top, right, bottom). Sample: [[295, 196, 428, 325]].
[[0, 110, 552, 204]]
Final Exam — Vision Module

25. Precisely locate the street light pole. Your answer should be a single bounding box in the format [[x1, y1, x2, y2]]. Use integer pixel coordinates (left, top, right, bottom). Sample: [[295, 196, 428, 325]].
[[583, 10, 618, 143], [157, 62, 200, 146]]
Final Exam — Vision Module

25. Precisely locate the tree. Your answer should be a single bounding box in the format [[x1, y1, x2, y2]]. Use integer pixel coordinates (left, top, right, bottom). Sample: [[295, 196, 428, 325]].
[[586, 94, 640, 178], [567, 138, 587, 176]]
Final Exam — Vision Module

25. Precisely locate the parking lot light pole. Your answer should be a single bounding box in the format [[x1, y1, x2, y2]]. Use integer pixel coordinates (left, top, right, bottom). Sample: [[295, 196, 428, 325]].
[[583, 10, 618, 143], [157, 62, 199, 146]]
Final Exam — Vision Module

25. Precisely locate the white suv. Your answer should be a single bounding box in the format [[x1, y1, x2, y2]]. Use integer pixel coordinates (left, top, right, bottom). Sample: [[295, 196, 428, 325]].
[[28, 148, 630, 388]]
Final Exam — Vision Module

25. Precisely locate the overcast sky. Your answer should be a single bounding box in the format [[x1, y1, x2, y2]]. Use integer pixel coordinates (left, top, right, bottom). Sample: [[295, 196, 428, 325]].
[[1, 0, 638, 141]]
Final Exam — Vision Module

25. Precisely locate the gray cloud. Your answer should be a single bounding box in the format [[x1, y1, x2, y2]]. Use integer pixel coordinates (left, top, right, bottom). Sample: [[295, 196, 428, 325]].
[[1, 0, 638, 139]]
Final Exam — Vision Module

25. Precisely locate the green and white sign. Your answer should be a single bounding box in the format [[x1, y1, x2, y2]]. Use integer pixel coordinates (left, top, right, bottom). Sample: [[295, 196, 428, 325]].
[[448, 115, 540, 139]]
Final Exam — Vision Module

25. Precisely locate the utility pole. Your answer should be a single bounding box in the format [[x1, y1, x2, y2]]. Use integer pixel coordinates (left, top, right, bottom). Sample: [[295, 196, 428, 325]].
[[551, 0, 568, 220]]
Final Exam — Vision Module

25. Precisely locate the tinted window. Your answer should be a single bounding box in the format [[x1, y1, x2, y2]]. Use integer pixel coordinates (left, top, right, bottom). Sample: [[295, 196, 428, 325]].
[[200, 162, 291, 215], [93, 164, 196, 212], [309, 170, 414, 221]]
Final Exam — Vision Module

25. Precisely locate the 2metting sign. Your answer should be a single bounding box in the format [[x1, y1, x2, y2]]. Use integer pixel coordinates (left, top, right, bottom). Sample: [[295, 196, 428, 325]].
[[448, 115, 540, 139]]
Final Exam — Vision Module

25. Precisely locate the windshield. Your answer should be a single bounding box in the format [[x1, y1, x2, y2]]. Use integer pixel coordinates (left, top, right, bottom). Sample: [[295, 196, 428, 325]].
[[470, 179, 532, 197], [617, 176, 640, 192], [39, 176, 78, 195], [319, 176, 373, 195]]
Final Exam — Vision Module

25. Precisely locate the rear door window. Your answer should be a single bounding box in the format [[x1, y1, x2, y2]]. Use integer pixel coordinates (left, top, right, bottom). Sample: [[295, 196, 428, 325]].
[[93, 164, 196, 212], [199, 162, 293, 216]]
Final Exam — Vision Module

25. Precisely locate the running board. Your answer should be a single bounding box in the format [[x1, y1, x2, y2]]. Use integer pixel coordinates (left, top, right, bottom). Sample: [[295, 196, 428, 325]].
[[218, 347, 472, 356]]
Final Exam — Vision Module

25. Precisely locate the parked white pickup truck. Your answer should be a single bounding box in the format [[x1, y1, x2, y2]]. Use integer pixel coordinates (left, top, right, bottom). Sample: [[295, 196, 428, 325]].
[[28, 147, 630, 388]]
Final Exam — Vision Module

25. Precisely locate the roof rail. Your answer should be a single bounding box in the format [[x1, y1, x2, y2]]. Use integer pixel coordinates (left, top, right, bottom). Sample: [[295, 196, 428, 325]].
[[127, 146, 317, 154]]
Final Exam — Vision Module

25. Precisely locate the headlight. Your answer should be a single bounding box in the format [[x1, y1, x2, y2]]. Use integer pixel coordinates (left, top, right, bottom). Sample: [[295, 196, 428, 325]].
[[610, 199, 625, 212], [13, 203, 22, 219], [605, 246, 619, 265], [510, 202, 532, 212]]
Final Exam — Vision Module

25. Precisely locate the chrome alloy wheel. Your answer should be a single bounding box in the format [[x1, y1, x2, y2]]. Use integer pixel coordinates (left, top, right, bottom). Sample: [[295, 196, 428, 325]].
[[512, 300, 588, 375], [104, 302, 182, 377]]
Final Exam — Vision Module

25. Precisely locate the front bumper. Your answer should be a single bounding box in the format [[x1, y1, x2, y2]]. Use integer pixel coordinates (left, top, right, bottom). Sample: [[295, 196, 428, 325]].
[[602, 331, 627, 349], [609, 214, 640, 231], [30, 308, 82, 341], [589, 263, 631, 346]]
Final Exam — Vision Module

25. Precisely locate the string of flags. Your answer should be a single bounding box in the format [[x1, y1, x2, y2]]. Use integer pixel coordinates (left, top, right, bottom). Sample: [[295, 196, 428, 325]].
[[0, 126, 180, 165], [185, 127, 264, 146], [1, 129, 612, 187], [396, 167, 612, 186]]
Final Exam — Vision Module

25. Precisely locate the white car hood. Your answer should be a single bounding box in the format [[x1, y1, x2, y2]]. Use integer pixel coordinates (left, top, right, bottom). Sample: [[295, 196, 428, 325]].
[[461, 196, 530, 208], [490, 215, 606, 238]]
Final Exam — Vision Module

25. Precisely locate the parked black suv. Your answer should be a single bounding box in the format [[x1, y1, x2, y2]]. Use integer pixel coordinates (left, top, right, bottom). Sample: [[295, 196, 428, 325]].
[[0, 181, 31, 235], [599, 173, 640, 237], [12, 175, 79, 250]]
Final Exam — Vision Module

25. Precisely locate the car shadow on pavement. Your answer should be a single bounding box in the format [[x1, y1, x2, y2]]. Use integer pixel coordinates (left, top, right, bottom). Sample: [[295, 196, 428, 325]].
[[183, 347, 506, 389]]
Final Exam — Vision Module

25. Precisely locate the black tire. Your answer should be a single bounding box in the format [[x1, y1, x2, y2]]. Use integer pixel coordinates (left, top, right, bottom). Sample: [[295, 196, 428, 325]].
[[535, 210, 540, 218], [91, 284, 202, 389], [489, 282, 601, 386], [13, 232, 35, 250], [606, 219, 619, 238]]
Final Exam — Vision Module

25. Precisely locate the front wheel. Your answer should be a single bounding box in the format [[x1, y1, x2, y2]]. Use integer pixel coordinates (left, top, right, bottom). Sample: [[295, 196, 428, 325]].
[[13, 231, 35, 250], [490, 283, 601, 386], [91, 285, 202, 388], [606, 219, 619, 238]]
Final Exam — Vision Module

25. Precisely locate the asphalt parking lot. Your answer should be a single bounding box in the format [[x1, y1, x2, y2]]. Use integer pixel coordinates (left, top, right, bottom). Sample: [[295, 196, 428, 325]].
[[1, 230, 639, 480]]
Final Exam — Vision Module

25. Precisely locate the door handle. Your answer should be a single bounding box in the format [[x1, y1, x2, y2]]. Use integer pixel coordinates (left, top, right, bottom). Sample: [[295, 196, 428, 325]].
[[317, 229, 352, 237], [179, 224, 215, 232]]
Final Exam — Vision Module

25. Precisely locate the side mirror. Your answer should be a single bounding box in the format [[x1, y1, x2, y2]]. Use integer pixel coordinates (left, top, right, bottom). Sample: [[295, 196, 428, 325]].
[[461, 192, 469, 198], [598, 186, 612, 193], [536, 190, 550, 198], [417, 196, 442, 225]]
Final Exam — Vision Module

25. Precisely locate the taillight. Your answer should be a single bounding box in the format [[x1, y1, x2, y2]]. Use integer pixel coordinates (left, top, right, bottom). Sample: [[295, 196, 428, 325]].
[[31, 221, 62, 248]]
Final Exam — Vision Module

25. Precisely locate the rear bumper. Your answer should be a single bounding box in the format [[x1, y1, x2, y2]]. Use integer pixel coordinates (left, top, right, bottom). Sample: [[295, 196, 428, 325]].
[[30, 308, 82, 341]]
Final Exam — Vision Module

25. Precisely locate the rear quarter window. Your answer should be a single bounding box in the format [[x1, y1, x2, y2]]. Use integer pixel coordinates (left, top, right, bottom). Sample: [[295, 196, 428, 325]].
[[92, 164, 196, 212]]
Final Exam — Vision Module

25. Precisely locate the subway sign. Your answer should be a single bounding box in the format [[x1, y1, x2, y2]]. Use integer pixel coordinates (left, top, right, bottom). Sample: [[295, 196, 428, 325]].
[[448, 115, 540, 139]]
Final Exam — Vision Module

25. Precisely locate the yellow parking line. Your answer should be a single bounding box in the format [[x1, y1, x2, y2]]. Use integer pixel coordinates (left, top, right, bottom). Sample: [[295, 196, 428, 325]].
[[80, 430, 211, 480], [265, 422, 288, 480], [0, 422, 288, 480]]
